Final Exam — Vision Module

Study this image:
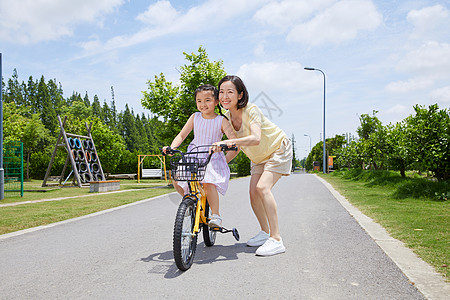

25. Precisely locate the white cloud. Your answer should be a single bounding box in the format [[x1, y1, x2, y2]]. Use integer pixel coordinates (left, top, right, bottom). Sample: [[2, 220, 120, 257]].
[[396, 41, 450, 75], [136, 1, 180, 27], [0, 0, 124, 44], [236, 61, 315, 93], [430, 86, 450, 103], [253, 0, 335, 31], [385, 77, 434, 93], [285, 0, 382, 45], [80, 0, 267, 55], [386, 104, 408, 115], [407, 4, 450, 40]]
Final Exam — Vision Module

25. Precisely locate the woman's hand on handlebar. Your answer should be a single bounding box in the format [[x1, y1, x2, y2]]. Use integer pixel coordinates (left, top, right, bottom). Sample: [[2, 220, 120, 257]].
[[210, 142, 238, 153]]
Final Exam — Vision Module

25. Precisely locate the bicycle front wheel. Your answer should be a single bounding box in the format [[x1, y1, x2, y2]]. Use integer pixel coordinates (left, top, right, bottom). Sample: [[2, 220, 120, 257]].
[[173, 196, 198, 271]]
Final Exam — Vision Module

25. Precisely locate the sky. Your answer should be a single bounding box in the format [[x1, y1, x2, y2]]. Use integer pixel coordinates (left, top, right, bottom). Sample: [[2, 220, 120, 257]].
[[1, 0, 449, 159]]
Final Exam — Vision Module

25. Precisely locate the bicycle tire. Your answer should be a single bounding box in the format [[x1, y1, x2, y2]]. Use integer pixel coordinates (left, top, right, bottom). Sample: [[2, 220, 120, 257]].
[[173, 197, 198, 271], [202, 201, 217, 247]]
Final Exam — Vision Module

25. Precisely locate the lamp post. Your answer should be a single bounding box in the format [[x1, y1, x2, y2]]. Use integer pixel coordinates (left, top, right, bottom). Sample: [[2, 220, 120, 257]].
[[304, 67, 326, 174], [304, 134, 311, 153]]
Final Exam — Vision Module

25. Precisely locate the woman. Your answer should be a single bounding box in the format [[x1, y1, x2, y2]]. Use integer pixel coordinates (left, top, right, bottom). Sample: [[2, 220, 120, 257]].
[[214, 75, 292, 256]]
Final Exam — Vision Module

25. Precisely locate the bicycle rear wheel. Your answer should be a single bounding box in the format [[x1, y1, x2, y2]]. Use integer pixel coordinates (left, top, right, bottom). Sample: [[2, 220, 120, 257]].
[[173, 196, 198, 271], [202, 201, 217, 247]]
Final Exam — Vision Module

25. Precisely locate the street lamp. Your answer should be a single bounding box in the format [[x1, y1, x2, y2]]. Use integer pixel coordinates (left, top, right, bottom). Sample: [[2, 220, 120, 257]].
[[304, 67, 326, 174], [304, 134, 311, 153]]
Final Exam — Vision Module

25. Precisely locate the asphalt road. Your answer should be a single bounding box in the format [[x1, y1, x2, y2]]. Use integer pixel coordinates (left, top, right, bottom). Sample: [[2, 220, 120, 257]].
[[0, 173, 428, 299]]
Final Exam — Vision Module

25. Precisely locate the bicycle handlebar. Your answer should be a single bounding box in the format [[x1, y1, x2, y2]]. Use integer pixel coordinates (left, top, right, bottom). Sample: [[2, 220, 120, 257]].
[[160, 144, 237, 167]]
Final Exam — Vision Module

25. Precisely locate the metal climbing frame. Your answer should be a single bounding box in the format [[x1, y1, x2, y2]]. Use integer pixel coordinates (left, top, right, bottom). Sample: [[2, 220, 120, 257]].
[[3, 141, 23, 197], [42, 115, 105, 187]]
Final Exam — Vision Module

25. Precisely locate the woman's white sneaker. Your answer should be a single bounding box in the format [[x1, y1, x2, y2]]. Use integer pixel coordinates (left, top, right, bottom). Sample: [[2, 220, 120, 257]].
[[255, 237, 286, 256], [246, 230, 269, 247]]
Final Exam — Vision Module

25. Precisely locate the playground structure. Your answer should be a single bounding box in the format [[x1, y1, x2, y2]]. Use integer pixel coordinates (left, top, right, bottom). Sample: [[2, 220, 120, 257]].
[[42, 116, 105, 187], [137, 154, 168, 183], [3, 141, 23, 197]]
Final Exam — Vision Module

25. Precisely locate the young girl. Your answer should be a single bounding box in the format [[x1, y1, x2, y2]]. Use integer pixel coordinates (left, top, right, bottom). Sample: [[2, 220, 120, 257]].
[[213, 75, 292, 256], [163, 84, 236, 227]]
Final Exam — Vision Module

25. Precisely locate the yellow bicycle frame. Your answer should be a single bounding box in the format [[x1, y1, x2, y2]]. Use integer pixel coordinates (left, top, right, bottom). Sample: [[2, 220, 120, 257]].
[[188, 180, 208, 236]]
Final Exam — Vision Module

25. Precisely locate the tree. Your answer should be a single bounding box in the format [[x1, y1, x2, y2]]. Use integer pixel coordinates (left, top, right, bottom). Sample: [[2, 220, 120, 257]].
[[26, 76, 38, 113], [92, 95, 102, 118], [48, 79, 65, 116], [339, 140, 364, 170], [122, 104, 139, 151], [89, 117, 126, 175], [326, 134, 346, 170], [404, 104, 449, 180], [385, 122, 411, 177], [37, 76, 57, 133], [61, 99, 92, 120], [356, 110, 384, 169], [3, 102, 52, 179], [5, 69, 24, 105], [22, 114, 53, 179], [141, 46, 227, 141]]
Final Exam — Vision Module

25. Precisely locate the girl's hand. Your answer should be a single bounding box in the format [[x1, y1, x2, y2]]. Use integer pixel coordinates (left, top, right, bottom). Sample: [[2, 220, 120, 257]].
[[162, 146, 174, 156], [210, 142, 220, 154]]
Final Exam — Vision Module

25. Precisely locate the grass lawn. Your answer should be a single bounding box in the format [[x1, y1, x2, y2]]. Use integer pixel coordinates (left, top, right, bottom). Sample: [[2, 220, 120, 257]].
[[0, 179, 174, 235], [319, 170, 449, 281]]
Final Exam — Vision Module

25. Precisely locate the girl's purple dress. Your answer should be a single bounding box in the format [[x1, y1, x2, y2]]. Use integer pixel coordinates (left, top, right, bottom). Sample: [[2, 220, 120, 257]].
[[178, 112, 230, 195]]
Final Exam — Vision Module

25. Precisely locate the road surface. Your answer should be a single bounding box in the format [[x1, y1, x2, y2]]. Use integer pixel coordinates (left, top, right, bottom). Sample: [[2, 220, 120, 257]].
[[0, 174, 431, 299]]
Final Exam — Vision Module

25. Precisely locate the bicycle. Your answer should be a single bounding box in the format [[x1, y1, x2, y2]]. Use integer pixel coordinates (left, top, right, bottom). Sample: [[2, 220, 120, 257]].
[[162, 144, 240, 271]]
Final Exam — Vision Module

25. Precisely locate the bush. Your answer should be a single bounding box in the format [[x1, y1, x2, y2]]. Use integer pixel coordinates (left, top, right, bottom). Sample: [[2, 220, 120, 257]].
[[235, 152, 251, 177]]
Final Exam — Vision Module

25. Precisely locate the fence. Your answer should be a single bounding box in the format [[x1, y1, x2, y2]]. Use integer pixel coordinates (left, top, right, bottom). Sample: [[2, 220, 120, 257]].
[[3, 141, 23, 197]]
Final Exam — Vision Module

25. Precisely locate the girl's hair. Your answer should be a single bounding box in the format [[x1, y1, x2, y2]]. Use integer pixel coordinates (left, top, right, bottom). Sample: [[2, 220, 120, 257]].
[[194, 84, 218, 99], [194, 84, 228, 120], [218, 75, 249, 109]]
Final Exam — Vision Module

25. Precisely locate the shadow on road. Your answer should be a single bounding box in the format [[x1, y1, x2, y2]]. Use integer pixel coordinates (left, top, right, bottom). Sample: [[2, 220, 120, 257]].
[[140, 242, 254, 278]]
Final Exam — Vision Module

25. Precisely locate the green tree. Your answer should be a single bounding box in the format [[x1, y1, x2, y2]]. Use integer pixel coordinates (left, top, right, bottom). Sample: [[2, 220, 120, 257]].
[[121, 104, 139, 151], [404, 104, 449, 180], [385, 122, 411, 177], [5, 69, 24, 105], [22, 115, 53, 179], [337, 140, 363, 170], [61, 98, 92, 120], [141, 46, 227, 141], [26, 76, 38, 113], [3, 102, 52, 179], [89, 117, 126, 175], [48, 79, 65, 116], [92, 95, 102, 118], [37, 76, 58, 133], [356, 110, 384, 169]]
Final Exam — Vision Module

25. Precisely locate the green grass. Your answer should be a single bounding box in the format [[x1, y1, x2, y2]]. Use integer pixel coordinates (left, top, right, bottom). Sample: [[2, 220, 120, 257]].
[[0, 179, 174, 235], [319, 170, 449, 280]]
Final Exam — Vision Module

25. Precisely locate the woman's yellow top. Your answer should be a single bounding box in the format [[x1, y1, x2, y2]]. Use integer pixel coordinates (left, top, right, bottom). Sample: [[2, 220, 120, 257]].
[[225, 103, 287, 164]]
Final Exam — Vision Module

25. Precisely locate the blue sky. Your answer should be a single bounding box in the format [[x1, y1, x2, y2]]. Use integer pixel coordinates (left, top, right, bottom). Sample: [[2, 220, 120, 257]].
[[1, 0, 449, 158]]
